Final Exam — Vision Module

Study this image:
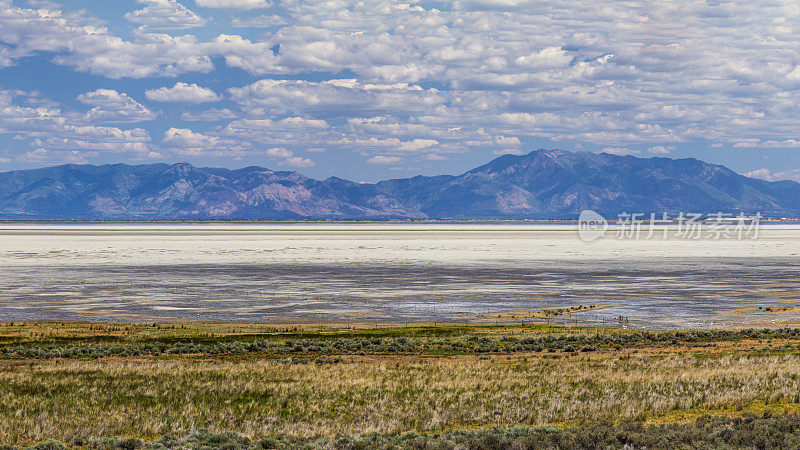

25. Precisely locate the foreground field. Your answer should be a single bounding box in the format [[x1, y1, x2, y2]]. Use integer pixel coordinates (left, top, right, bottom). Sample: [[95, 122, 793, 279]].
[[2, 323, 800, 448]]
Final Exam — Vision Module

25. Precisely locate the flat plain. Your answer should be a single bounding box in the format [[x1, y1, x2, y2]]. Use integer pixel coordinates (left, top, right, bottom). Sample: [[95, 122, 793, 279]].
[[2, 223, 800, 328], [3, 223, 800, 448]]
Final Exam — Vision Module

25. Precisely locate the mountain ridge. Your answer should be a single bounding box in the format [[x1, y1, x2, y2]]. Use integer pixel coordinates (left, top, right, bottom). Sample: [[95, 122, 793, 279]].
[[1, 149, 799, 220]]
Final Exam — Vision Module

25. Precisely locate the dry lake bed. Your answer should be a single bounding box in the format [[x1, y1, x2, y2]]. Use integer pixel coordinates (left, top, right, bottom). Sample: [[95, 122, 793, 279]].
[[2, 222, 800, 329]]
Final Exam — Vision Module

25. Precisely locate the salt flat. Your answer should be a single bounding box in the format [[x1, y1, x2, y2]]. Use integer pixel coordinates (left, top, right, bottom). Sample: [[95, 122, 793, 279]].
[[1, 222, 799, 328], [1, 222, 799, 266]]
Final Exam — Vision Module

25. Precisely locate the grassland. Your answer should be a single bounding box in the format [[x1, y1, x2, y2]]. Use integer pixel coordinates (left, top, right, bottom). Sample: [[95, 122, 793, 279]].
[[2, 322, 800, 448]]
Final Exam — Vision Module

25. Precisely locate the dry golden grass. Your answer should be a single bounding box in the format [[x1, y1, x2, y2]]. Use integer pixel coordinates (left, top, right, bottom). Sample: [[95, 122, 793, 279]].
[[0, 321, 554, 343], [3, 322, 800, 445], [2, 350, 800, 445], [450, 304, 620, 320], [0, 321, 307, 342], [721, 306, 800, 316]]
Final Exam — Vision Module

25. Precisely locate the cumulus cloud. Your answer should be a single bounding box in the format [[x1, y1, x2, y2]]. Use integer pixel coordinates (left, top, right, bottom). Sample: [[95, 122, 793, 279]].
[[181, 108, 238, 121], [281, 156, 315, 167], [399, 139, 438, 151], [195, 0, 272, 9], [162, 126, 253, 156], [0, 4, 216, 78], [647, 145, 675, 154], [145, 82, 221, 103], [367, 155, 401, 164], [164, 127, 221, 147], [76, 89, 158, 123], [265, 147, 292, 158], [0, 89, 153, 161], [264, 147, 314, 167], [230, 15, 286, 28], [16, 148, 93, 164], [223, 117, 329, 136], [493, 149, 524, 156], [227, 79, 442, 116], [744, 168, 800, 183], [734, 139, 800, 148], [41, 126, 151, 153], [7, 0, 800, 167], [125, 0, 208, 30], [514, 47, 573, 69], [601, 147, 641, 156]]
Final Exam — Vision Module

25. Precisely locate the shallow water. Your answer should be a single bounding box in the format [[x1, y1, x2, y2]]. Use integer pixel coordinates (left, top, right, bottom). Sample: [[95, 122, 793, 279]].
[[2, 223, 799, 328]]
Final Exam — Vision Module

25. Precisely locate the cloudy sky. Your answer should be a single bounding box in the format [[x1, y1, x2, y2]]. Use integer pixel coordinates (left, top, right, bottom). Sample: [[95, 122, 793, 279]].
[[1, 0, 800, 182]]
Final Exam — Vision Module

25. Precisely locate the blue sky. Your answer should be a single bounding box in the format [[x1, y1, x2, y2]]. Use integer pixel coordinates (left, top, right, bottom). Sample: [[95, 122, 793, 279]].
[[0, 0, 800, 182]]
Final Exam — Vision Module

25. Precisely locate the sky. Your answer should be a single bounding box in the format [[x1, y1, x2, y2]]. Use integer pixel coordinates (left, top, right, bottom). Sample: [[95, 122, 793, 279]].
[[1, 0, 800, 182]]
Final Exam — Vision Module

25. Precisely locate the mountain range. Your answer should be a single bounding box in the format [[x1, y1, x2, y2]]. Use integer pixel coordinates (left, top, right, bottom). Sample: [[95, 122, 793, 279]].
[[1, 149, 799, 220]]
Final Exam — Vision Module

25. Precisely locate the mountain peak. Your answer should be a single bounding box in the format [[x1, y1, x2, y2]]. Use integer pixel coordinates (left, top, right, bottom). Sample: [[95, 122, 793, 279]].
[[169, 162, 195, 174], [467, 148, 575, 175]]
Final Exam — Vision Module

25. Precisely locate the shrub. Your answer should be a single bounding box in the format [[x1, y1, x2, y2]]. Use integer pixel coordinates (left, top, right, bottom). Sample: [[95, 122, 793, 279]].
[[32, 440, 67, 450]]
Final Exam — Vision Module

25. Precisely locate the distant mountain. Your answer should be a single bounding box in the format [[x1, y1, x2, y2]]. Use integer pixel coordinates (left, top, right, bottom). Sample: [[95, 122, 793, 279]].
[[1, 150, 799, 220]]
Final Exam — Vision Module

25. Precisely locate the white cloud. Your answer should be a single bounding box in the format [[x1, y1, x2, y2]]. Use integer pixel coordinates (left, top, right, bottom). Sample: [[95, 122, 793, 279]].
[[210, 34, 281, 76], [231, 15, 286, 28], [16, 148, 93, 164], [647, 145, 675, 154], [744, 168, 772, 180], [125, 0, 208, 30], [366, 155, 401, 164], [601, 147, 640, 156], [42, 126, 151, 153], [265, 147, 293, 158], [228, 79, 443, 116], [161, 126, 261, 157], [514, 47, 572, 69], [734, 139, 800, 148], [195, 0, 272, 10], [0, 89, 153, 160], [399, 139, 438, 152], [492, 149, 524, 156], [0, 4, 216, 78], [281, 156, 315, 167], [145, 82, 221, 103], [7, 0, 800, 165], [76, 89, 157, 123], [275, 116, 329, 129], [744, 168, 800, 183], [222, 117, 329, 136], [264, 147, 314, 167], [163, 127, 221, 148], [181, 108, 238, 121]]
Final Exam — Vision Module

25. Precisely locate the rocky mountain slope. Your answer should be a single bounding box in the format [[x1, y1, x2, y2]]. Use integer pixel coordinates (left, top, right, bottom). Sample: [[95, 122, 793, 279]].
[[1, 150, 798, 219]]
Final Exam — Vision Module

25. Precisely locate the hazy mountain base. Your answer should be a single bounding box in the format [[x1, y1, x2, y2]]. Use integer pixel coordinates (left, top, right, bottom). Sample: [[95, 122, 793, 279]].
[[3, 149, 800, 219]]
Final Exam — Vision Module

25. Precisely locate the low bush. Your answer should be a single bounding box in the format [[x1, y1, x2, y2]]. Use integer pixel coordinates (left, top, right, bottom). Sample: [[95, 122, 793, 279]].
[[11, 415, 800, 449], [2, 328, 799, 359]]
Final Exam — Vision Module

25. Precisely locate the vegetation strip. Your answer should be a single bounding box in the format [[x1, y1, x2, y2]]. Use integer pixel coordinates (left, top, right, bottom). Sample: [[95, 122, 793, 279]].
[[9, 414, 800, 449], [2, 327, 800, 359], [4, 324, 800, 446]]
